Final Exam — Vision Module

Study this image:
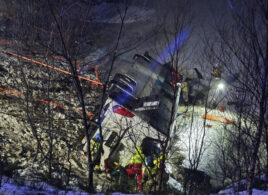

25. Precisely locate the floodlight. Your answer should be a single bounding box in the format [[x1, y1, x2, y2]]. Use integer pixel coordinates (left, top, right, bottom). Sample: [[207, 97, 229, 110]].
[[217, 82, 225, 90]]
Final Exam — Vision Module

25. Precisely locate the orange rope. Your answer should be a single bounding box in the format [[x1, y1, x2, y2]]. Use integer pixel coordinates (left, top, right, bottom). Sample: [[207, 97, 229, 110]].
[[95, 67, 99, 83], [36, 98, 64, 108], [0, 87, 25, 96], [3, 50, 102, 86], [77, 109, 95, 116], [53, 55, 100, 84], [0, 13, 99, 117], [0, 87, 94, 116], [0, 40, 14, 46], [0, 40, 103, 87], [53, 56, 66, 61], [52, 56, 81, 72]]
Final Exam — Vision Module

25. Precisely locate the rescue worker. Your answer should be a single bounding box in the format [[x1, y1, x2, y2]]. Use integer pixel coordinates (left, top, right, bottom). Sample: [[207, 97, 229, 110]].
[[92, 133, 104, 171], [154, 153, 169, 191], [143, 155, 158, 193], [104, 158, 124, 176], [212, 64, 221, 78], [125, 147, 145, 191], [181, 80, 189, 104], [83, 133, 103, 172], [144, 152, 168, 192], [171, 73, 189, 105], [104, 158, 128, 190]]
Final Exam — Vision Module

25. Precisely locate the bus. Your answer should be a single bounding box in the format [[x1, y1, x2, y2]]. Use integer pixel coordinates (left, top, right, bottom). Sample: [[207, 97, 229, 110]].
[[82, 52, 180, 167]]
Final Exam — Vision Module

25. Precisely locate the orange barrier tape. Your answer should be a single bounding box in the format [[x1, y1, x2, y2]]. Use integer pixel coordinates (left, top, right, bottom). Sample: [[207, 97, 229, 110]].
[[0, 40, 14, 46], [77, 109, 94, 116], [0, 87, 25, 97], [53, 56, 66, 61], [0, 40, 101, 86], [0, 87, 94, 117], [53, 56, 82, 73], [36, 98, 64, 108], [0, 39, 36, 52], [45, 55, 101, 86], [202, 114, 234, 124], [53, 55, 100, 83], [32, 25, 58, 36], [3, 50, 103, 86], [95, 67, 99, 83]]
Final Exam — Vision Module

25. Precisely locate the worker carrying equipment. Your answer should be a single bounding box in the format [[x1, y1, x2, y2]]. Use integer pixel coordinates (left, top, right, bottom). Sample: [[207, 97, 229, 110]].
[[104, 158, 124, 176], [125, 147, 145, 191]]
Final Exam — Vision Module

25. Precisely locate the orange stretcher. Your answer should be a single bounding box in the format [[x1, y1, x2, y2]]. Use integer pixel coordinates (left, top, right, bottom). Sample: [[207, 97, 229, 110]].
[[202, 114, 234, 124]]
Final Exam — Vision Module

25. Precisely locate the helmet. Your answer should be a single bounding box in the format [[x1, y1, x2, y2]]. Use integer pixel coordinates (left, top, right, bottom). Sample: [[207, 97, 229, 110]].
[[146, 156, 154, 167], [94, 133, 101, 142]]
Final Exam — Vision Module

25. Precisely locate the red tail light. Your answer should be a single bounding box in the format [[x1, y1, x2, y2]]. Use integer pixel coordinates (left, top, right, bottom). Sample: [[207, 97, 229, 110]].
[[112, 105, 135, 118]]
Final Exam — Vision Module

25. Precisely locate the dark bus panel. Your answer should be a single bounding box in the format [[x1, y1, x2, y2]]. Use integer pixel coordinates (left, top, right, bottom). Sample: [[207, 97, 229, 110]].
[[108, 53, 177, 135]]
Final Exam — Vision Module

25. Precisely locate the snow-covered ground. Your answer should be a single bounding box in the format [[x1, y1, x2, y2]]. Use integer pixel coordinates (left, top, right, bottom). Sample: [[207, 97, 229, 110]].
[[217, 188, 268, 195], [0, 176, 143, 195], [174, 104, 237, 185], [1, 175, 268, 195], [90, 2, 154, 24]]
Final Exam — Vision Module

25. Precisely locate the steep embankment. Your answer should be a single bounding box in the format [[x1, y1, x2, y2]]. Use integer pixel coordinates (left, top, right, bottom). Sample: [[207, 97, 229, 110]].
[[0, 38, 111, 190]]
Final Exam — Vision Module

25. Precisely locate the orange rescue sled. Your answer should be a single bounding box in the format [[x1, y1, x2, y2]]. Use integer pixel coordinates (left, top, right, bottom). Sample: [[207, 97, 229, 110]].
[[202, 114, 234, 124]]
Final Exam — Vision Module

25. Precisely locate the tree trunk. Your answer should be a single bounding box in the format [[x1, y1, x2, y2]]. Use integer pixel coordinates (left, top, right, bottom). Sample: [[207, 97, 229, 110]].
[[246, 105, 265, 194], [246, 61, 267, 194], [265, 124, 268, 184]]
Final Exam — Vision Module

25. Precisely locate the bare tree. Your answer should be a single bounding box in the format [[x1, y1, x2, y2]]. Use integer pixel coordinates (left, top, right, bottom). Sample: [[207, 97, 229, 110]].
[[203, 0, 268, 194], [144, 0, 200, 193]]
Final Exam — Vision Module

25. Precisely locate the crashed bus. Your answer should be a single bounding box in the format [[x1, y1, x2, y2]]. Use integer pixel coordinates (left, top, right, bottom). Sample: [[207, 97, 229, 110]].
[[82, 52, 181, 169]]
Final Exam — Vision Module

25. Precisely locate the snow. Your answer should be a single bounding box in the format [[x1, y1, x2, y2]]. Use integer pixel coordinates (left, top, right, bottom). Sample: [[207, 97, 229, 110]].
[[1, 175, 268, 195], [0, 177, 57, 195], [175, 105, 235, 170], [217, 189, 268, 195], [167, 175, 183, 192], [216, 176, 268, 194], [0, 176, 144, 195], [91, 3, 154, 24]]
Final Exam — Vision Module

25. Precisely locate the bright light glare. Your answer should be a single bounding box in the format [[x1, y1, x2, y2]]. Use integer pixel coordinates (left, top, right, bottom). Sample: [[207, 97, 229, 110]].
[[217, 82, 225, 90]]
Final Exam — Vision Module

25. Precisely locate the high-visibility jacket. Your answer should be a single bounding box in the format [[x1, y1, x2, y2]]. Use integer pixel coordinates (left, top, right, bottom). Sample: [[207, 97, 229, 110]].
[[145, 164, 157, 176], [126, 147, 145, 191], [144, 155, 163, 176], [212, 67, 221, 77], [90, 139, 100, 155], [153, 154, 166, 169], [129, 147, 145, 164], [105, 158, 121, 173], [181, 82, 189, 103]]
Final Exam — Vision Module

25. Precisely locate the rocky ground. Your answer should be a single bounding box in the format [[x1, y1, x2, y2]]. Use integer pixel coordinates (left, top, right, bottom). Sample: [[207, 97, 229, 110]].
[[0, 33, 123, 192]]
